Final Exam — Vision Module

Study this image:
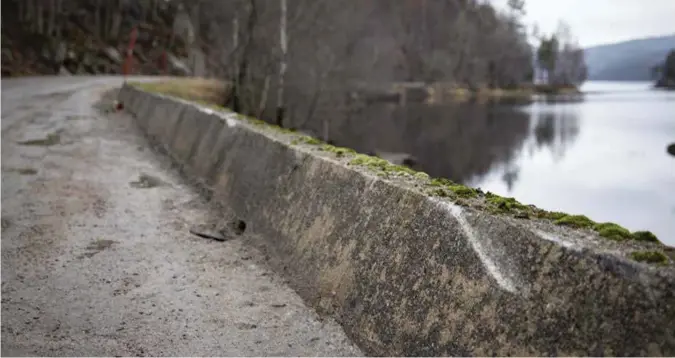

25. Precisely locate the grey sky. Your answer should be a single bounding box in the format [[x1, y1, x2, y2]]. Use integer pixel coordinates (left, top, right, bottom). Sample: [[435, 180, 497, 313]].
[[491, 0, 675, 47]]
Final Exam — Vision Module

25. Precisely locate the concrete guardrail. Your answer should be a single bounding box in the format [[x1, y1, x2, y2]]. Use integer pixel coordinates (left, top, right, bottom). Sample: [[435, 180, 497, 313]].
[[118, 84, 675, 356]]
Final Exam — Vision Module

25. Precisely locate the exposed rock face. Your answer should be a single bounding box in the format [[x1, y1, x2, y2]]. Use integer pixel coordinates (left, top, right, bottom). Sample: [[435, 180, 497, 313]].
[[667, 143, 675, 157], [1, 0, 196, 77]]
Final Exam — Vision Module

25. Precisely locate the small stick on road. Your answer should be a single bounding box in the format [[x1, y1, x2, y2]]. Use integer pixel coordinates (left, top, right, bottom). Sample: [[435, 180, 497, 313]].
[[189, 229, 228, 242]]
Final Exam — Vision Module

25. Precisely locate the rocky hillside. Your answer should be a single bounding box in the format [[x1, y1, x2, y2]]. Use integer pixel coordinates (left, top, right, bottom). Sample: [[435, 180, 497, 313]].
[[1, 0, 196, 77]]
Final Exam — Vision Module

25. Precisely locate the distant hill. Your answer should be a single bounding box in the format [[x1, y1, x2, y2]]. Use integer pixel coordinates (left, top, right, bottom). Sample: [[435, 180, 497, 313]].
[[584, 35, 675, 81]]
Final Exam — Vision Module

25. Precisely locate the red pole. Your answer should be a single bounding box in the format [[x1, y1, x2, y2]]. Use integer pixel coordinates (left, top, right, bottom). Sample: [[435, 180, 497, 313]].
[[123, 27, 138, 81]]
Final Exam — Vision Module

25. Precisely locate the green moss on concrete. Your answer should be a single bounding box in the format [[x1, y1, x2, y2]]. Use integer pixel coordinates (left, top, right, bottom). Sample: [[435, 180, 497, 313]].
[[533, 210, 568, 221], [320, 144, 356, 158], [449, 186, 479, 198], [132, 83, 666, 246], [301, 136, 322, 145], [427, 177, 479, 199], [429, 177, 453, 187], [630, 250, 668, 264], [632, 231, 660, 243], [528, 209, 561, 221], [593, 222, 632, 241], [486, 192, 528, 213], [554, 215, 595, 229], [290, 135, 323, 146], [350, 154, 417, 177], [277, 127, 297, 135]]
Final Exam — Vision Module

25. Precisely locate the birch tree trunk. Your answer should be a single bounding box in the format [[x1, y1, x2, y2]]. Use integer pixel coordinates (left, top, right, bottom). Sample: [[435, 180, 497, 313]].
[[257, 75, 271, 118], [275, 0, 288, 126]]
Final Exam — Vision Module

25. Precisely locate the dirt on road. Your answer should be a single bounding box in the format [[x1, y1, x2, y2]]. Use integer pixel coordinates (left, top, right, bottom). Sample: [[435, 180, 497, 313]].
[[0, 77, 361, 356]]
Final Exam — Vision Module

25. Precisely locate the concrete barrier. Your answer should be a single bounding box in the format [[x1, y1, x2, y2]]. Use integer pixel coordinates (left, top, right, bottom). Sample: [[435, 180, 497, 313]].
[[118, 84, 675, 356]]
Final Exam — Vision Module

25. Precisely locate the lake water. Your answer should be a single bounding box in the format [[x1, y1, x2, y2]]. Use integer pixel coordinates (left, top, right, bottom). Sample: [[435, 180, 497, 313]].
[[312, 81, 675, 246], [469, 82, 675, 246]]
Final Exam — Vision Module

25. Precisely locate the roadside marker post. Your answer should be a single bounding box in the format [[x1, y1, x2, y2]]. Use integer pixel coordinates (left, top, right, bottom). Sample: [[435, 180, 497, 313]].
[[123, 27, 138, 82]]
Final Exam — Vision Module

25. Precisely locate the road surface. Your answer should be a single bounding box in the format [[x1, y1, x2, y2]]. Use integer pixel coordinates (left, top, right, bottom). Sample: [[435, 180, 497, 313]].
[[1, 77, 361, 356]]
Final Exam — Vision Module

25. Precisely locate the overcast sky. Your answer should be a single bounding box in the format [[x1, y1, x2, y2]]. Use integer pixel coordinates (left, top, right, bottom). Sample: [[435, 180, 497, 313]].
[[491, 0, 675, 47]]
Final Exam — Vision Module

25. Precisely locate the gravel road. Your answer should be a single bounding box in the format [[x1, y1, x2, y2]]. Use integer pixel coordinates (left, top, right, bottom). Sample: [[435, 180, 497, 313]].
[[1, 77, 361, 357]]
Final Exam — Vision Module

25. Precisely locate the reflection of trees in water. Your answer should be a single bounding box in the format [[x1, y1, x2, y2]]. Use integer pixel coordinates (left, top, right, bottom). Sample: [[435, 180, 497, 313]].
[[501, 164, 520, 192], [531, 105, 581, 162], [301, 100, 532, 184]]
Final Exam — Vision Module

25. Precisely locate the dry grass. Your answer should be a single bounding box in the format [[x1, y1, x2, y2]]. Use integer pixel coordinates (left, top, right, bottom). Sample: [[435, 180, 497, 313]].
[[134, 78, 228, 105]]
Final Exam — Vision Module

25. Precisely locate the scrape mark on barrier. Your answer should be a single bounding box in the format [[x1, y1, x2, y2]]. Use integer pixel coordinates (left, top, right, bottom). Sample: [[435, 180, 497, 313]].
[[439, 200, 518, 294], [224, 114, 238, 128], [197, 105, 238, 128]]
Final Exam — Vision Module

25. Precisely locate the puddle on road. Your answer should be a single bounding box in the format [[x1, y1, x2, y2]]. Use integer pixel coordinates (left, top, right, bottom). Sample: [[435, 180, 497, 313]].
[[17, 132, 61, 147], [129, 173, 165, 189]]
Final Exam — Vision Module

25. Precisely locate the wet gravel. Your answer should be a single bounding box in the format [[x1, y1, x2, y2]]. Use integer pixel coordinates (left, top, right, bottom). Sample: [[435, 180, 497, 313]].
[[1, 77, 361, 357]]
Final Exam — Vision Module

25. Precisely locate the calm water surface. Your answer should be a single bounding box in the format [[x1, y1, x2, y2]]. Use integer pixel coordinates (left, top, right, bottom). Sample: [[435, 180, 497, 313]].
[[312, 81, 675, 245], [470, 82, 675, 245]]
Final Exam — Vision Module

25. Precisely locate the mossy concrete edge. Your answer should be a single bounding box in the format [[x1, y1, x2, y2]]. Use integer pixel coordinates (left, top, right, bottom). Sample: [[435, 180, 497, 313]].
[[129, 81, 671, 255], [118, 83, 675, 356]]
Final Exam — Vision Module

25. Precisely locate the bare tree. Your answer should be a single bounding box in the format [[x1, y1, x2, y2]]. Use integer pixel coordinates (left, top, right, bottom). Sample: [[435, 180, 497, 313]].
[[275, 0, 288, 126]]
